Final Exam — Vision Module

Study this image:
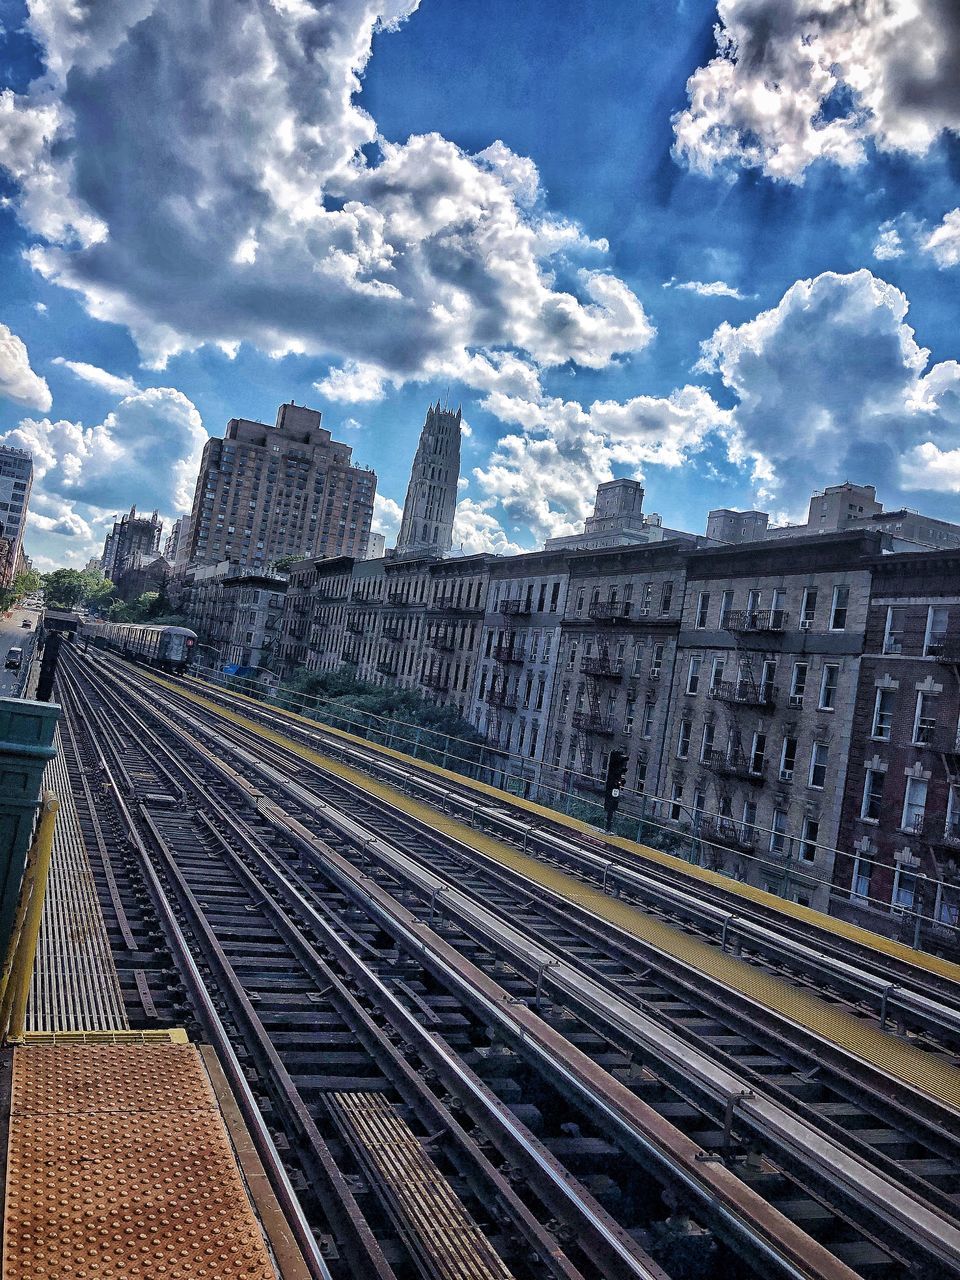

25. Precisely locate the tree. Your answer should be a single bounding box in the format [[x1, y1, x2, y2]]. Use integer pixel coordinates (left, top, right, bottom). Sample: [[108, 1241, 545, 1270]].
[[269, 555, 301, 574], [79, 569, 115, 608], [41, 568, 87, 609]]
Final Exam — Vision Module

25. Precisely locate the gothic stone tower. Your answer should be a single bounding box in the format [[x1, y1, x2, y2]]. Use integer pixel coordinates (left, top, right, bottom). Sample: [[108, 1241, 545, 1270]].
[[395, 401, 461, 557]]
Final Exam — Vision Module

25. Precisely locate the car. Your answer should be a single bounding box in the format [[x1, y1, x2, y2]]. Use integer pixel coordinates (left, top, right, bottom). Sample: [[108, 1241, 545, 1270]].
[[20, 619, 30, 628], [5, 647, 23, 670]]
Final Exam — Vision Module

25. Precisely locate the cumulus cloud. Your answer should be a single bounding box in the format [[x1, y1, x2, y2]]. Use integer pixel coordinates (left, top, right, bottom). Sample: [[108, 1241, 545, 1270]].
[[1, 1, 652, 384], [0, 322, 52, 411], [474, 385, 732, 543], [0, 387, 206, 521], [452, 497, 525, 556], [371, 493, 403, 544], [696, 268, 960, 500], [873, 225, 904, 261], [674, 0, 960, 183], [51, 357, 138, 396], [28, 508, 93, 539], [922, 208, 960, 268], [664, 278, 749, 299]]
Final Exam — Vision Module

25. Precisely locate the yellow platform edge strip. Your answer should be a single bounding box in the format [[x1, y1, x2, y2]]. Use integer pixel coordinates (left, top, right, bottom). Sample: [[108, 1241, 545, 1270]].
[[20, 1027, 190, 1045], [138, 670, 960, 1113], [177, 672, 960, 989]]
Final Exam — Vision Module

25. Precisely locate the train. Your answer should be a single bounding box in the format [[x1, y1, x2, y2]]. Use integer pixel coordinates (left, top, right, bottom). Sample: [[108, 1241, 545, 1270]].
[[84, 621, 198, 674]]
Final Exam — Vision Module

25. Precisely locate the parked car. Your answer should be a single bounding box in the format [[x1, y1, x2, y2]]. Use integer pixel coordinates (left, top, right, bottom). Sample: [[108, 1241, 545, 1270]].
[[20, 619, 31, 628], [5, 647, 23, 670]]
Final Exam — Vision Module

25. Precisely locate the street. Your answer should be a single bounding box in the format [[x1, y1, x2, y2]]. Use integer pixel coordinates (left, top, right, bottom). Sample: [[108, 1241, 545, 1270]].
[[0, 604, 40, 698]]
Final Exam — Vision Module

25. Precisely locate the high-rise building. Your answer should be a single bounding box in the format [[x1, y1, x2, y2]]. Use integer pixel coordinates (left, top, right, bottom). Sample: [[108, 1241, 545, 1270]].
[[396, 401, 461, 558], [0, 446, 33, 587], [100, 506, 162, 581], [164, 515, 187, 565], [182, 402, 376, 571]]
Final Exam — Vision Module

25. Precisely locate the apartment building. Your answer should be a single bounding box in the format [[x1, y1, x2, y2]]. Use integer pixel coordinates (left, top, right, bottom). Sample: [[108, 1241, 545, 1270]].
[[178, 562, 287, 671], [835, 550, 960, 945], [182, 402, 376, 571], [540, 542, 688, 811], [659, 531, 884, 910], [421, 556, 494, 717], [278, 556, 354, 674], [467, 552, 571, 792], [101, 506, 162, 580], [0, 445, 33, 587]]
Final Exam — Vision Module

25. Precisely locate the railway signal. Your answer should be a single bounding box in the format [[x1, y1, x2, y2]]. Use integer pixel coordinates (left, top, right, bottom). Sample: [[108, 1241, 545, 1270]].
[[604, 749, 628, 831]]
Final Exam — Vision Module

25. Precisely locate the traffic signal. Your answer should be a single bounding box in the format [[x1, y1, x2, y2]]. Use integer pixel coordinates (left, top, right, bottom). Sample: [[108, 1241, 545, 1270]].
[[604, 749, 629, 829]]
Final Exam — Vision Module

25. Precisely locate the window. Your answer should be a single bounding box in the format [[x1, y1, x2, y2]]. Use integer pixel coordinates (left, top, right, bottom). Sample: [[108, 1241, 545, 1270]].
[[746, 588, 761, 619], [632, 642, 643, 677], [799, 817, 819, 862], [635, 757, 647, 792], [830, 585, 849, 630], [801, 587, 817, 624], [760, 658, 777, 703], [892, 866, 917, 913], [650, 643, 664, 679], [808, 742, 828, 789], [700, 722, 715, 761], [947, 783, 960, 841], [769, 809, 788, 854], [695, 592, 710, 628], [549, 582, 560, 612], [780, 736, 797, 781], [669, 782, 683, 822], [883, 605, 907, 655], [719, 589, 734, 628], [872, 688, 894, 739], [750, 732, 766, 775], [575, 589, 584, 615], [677, 719, 691, 759], [710, 656, 725, 691], [913, 692, 936, 745], [686, 656, 702, 695], [850, 856, 871, 902], [660, 581, 674, 615], [790, 662, 807, 705], [924, 605, 949, 656], [862, 769, 884, 821], [819, 664, 839, 710], [642, 702, 655, 738], [901, 777, 928, 834]]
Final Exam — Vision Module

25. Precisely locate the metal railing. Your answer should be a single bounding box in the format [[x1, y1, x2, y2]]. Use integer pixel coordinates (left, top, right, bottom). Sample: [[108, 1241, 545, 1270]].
[[571, 709, 615, 736], [707, 680, 778, 708], [581, 656, 624, 678], [723, 609, 788, 633], [0, 792, 59, 1043]]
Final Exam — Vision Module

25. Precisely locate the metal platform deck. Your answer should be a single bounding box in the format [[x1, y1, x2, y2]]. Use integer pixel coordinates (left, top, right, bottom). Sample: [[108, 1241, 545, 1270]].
[[158, 672, 960, 1115], [28, 728, 127, 1032], [3, 1038, 284, 1280]]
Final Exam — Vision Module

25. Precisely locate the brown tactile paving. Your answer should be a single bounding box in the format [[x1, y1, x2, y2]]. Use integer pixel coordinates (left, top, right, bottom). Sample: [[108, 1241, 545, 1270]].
[[4, 1044, 279, 1279]]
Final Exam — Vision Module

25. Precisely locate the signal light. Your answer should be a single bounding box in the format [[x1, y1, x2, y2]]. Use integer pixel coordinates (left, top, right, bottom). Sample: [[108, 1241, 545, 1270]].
[[604, 749, 629, 830]]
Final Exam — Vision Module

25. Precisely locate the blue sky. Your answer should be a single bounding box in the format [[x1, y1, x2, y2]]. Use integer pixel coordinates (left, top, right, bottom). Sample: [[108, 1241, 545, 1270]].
[[0, 0, 959, 569]]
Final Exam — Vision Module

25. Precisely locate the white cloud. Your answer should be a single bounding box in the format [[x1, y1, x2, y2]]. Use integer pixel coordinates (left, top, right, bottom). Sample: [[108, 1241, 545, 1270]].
[[921, 208, 960, 268], [674, 0, 960, 183], [695, 268, 960, 501], [33, 301, 47, 313], [315, 360, 387, 403], [900, 441, 960, 492], [2, 2, 652, 384], [664, 278, 749, 299], [452, 497, 525, 556], [51, 357, 138, 397], [0, 322, 52, 411], [0, 387, 206, 526], [873, 225, 904, 261], [371, 493, 402, 543], [28, 507, 93, 539]]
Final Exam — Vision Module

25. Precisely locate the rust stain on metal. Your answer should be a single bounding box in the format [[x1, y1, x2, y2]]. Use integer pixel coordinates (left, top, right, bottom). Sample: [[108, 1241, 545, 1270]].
[[4, 1043, 280, 1279]]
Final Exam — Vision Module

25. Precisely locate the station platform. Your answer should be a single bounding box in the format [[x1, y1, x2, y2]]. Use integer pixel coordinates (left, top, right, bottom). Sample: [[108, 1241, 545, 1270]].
[[0, 728, 309, 1280]]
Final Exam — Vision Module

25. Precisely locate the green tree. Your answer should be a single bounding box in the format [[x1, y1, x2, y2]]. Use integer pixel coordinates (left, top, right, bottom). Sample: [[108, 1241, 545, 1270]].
[[41, 568, 87, 608], [79, 568, 115, 608], [269, 555, 301, 574]]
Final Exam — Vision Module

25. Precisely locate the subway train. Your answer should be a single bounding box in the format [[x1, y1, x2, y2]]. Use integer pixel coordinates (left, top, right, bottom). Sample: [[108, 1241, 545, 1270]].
[[84, 621, 198, 674]]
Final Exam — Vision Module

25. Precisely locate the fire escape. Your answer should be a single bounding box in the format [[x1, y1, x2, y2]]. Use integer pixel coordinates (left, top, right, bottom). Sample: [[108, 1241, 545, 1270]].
[[573, 638, 619, 774], [485, 629, 522, 742]]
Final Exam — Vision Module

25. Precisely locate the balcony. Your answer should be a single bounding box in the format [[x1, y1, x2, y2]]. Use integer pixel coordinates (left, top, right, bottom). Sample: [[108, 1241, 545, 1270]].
[[702, 749, 766, 784], [581, 656, 624, 679], [421, 667, 449, 691], [930, 639, 960, 664], [499, 599, 531, 617], [698, 816, 757, 852], [429, 597, 484, 616], [708, 680, 778, 709], [428, 629, 456, 651], [345, 617, 366, 634], [386, 589, 407, 606], [377, 658, 399, 677], [485, 685, 517, 710], [381, 619, 405, 640], [571, 709, 615, 736], [341, 643, 360, 665], [588, 600, 631, 623], [723, 609, 788, 634], [492, 644, 524, 664]]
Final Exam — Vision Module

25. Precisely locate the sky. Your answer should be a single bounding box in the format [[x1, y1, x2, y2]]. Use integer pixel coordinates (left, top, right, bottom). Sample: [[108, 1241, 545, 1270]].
[[0, 0, 959, 572]]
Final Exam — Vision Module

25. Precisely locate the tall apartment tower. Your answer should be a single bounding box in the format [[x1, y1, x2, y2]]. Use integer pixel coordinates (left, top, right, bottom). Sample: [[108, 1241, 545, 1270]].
[[395, 401, 461, 558], [182, 402, 376, 571], [100, 506, 162, 580], [0, 446, 33, 587]]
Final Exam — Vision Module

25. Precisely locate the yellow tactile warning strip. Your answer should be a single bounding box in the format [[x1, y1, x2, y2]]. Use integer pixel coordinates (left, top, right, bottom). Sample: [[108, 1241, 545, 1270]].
[[3, 1044, 279, 1280], [178, 672, 960, 988], [329, 1092, 514, 1280], [149, 672, 960, 1113]]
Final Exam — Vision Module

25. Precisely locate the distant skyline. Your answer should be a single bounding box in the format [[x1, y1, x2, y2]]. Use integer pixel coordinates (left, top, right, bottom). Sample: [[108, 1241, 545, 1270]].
[[0, 0, 959, 570]]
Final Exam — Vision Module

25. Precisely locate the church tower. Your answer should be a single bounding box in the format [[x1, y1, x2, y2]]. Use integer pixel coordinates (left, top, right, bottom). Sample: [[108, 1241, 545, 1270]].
[[395, 401, 461, 557]]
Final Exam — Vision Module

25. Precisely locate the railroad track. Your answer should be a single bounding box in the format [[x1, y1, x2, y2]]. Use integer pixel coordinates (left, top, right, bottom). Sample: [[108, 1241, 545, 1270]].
[[62, 647, 960, 1279]]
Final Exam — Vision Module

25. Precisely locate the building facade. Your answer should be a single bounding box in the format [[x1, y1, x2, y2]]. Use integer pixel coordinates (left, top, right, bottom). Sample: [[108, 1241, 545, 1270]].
[[0, 446, 33, 587], [101, 506, 162, 580], [180, 563, 287, 672], [395, 402, 461, 558], [182, 402, 376, 571], [834, 550, 960, 945]]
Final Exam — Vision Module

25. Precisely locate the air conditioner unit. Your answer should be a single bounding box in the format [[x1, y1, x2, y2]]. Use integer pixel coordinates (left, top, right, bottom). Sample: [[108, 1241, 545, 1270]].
[[799, 620, 812, 631], [789, 694, 803, 708], [638, 607, 650, 617], [650, 668, 662, 680], [885, 642, 902, 654], [780, 769, 794, 782]]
